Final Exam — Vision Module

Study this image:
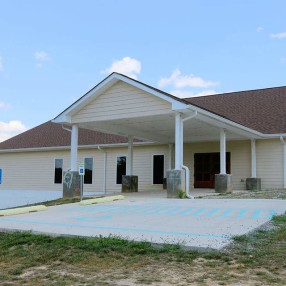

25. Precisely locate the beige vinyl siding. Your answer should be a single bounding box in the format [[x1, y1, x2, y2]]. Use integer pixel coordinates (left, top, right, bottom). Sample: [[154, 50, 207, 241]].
[[183, 140, 251, 190], [1, 139, 283, 192], [72, 81, 172, 123], [0, 145, 170, 192], [257, 139, 283, 189]]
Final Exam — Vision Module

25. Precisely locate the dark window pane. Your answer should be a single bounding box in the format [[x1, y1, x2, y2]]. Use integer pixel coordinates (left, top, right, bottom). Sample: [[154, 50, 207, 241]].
[[153, 155, 164, 184], [84, 158, 93, 184], [117, 156, 126, 184], [54, 159, 63, 184]]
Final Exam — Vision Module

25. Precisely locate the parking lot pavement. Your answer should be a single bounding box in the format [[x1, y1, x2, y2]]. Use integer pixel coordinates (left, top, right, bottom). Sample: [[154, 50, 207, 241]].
[[0, 197, 285, 250], [0, 190, 62, 210]]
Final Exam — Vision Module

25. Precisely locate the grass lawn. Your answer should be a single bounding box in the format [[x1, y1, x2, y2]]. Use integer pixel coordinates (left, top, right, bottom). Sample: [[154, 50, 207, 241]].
[[0, 215, 285, 285]]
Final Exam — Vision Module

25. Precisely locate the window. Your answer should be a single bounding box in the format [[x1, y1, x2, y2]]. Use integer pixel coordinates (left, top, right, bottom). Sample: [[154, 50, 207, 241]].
[[116, 156, 126, 184], [84, 157, 93, 184], [153, 155, 164, 184], [54, 159, 63, 184]]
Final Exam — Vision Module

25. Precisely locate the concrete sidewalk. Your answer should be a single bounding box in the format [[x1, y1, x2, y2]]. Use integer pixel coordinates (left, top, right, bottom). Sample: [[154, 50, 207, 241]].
[[0, 197, 285, 250]]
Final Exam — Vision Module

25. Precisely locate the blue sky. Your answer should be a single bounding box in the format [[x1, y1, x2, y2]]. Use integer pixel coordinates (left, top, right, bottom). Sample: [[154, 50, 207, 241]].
[[0, 0, 286, 141]]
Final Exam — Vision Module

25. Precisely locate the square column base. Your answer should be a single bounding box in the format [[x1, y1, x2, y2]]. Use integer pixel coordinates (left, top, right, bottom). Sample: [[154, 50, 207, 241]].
[[122, 175, 138, 193], [246, 178, 261, 191], [166, 170, 184, 198], [63, 171, 81, 198], [215, 174, 233, 193]]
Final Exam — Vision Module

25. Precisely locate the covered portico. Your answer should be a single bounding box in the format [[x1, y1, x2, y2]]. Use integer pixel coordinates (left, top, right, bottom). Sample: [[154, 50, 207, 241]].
[[53, 73, 264, 197]]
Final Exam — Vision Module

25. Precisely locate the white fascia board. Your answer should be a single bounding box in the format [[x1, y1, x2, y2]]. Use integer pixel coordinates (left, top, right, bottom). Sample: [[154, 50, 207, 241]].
[[0, 142, 159, 154], [186, 105, 286, 139], [186, 105, 265, 138], [53, 75, 119, 123]]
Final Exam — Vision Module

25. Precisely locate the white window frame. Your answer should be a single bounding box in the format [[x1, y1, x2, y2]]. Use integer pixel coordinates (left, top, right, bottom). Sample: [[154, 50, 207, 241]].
[[116, 155, 127, 185], [84, 157, 94, 185], [54, 158, 63, 185]]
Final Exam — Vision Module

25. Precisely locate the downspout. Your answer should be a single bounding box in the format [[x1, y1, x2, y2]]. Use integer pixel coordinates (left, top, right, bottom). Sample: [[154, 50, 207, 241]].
[[97, 146, 107, 195], [181, 111, 198, 199], [280, 136, 286, 188]]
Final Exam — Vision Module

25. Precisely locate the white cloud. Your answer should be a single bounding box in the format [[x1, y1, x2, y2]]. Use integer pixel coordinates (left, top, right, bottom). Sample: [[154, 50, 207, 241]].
[[171, 89, 218, 99], [270, 32, 286, 39], [0, 101, 11, 109], [257, 27, 264, 32], [0, 56, 3, 71], [34, 51, 50, 67], [158, 69, 219, 89], [0, 120, 27, 142], [102, 57, 141, 79]]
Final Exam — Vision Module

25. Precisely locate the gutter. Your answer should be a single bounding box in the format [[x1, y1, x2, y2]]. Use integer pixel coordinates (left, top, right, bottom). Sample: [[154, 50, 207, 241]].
[[0, 141, 159, 154]]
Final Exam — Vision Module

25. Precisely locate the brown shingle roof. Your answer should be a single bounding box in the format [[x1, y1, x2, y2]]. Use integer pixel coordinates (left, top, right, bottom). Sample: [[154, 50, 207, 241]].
[[1, 81, 286, 151], [0, 121, 132, 150], [185, 86, 286, 134]]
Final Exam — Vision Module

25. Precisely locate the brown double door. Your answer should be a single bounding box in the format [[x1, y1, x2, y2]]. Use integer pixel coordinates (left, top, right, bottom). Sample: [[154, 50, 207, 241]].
[[194, 152, 231, 188]]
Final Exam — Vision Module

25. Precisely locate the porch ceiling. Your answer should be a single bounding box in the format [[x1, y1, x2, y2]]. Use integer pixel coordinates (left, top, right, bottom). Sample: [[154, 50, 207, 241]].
[[79, 113, 251, 144]]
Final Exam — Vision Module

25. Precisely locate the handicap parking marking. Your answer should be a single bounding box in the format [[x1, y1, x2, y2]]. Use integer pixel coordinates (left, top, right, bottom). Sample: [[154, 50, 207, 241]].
[[68, 214, 113, 222], [64, 203, 281, 221]]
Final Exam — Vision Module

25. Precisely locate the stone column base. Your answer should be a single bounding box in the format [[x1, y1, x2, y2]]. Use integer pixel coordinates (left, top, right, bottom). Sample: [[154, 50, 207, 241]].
[[215, 174, 233, 193], [246, 178, 261, 191], [122, 175, 138, 193], [63, 171, 81, 198], [166, 170, 184, 198]]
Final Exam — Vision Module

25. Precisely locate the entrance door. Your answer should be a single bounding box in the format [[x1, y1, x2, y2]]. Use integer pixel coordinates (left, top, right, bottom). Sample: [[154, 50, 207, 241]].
[[153, 155, 164, 184], [194, 152, 230, 188]]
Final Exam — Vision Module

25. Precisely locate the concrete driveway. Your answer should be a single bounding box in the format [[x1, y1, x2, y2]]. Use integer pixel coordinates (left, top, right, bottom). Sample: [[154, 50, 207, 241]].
[[0, 197, 285, 250]]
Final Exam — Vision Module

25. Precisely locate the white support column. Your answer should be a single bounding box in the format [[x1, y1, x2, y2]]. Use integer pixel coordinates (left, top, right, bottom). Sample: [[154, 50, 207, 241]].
[[126, 135, 134, 176], [220, 129, 226, 174], [168, 144, 173, 170], [283, 143, 286, 188], [70, 124, 78, 172], [181, 120, 184, 166], [251, 139, 257, 178], [175, 113, 182, 169], [280, 137, 286, 188]]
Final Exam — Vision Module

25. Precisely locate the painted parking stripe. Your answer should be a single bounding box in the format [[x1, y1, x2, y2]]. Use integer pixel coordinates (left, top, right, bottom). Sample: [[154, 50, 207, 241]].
[[252, 210, 261, 219], [153, 206, 177, 214], [268, 210, 276, 219], [164, 207, 183, 215], [0, 217, 231, 239], [177, 207, 195, 215], [236, 209, 247, 218], [219, 209, 233, 217], [205, 208, 221, 217], [189, 208, 207, 216]]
